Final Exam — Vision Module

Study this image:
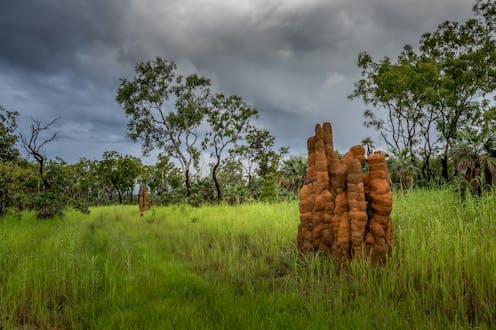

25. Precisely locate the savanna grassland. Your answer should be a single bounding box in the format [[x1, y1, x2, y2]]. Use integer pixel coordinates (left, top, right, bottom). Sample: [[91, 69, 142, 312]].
[[1, 188, 496, 329]]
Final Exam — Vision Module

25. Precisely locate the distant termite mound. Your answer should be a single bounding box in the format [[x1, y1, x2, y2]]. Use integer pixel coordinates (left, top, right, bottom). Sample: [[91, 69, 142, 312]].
[[138, 186, 151, 216], [297, 122, 393, 266]]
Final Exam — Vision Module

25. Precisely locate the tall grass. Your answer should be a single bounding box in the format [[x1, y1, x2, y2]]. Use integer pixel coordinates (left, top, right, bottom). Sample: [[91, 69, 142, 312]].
[[1, 188, 495, 329]]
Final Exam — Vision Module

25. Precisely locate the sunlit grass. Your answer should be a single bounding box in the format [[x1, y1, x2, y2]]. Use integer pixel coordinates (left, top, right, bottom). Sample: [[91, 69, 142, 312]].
[[1, 188, 495, 329]]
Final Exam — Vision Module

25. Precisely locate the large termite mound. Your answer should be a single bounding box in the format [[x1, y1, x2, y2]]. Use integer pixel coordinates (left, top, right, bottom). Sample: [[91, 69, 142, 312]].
[[138, 186, 151, 216], [297, 122, 393, 265]]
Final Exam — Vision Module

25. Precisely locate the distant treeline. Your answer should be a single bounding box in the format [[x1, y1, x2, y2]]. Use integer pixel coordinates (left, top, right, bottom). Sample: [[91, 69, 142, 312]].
[[1, 1, 496, 218]]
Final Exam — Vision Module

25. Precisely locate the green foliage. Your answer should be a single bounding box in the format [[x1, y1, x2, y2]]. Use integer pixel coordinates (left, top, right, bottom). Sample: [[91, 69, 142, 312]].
[[18, 118, 67, 218], [203, 93, 258, 201], [452, 124, 496, 194], [66, 158, 100, 204], [188, 177, 216, 206], [386, 149, 421, 190], [116, 57, 211, 195], [279, 156, 307, 195], [351, 1, 496, 183], [140, 153, 183, 198], [216, 157, 245, 189], [0, 159, 36, 215], [97, 151, 142, 204], [232, 127, 287, 190], [1, 190, 496, 328], [259, 172, 278, 202], [0, 107, 26, 215], [0, 106, 19, 161], [222, 184, 253, 205], [351, 47, 440, 163], [35, 159, 71, 218], [116, 56, 289, 201]]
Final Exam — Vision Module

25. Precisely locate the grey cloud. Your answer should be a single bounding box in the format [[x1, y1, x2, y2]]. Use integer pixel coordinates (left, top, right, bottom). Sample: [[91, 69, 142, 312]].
[[0, 0, 476, 162], [0, 0, 128, 73]]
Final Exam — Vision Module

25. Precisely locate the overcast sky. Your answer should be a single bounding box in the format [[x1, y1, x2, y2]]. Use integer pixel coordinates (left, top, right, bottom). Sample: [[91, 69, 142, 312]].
[[0, 0, 475, 163]]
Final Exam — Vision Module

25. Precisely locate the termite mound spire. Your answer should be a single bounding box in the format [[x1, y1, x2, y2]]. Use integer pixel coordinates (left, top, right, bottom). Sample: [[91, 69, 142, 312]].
[[297, 122, 393, 265]]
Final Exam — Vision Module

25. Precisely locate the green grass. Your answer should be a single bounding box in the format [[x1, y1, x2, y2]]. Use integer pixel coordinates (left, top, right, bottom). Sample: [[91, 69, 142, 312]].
[[1, 188, 495, 329]]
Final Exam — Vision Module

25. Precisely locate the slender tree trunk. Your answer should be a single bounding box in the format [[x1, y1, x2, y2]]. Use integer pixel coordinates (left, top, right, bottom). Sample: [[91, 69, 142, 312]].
[[421, 155, 431, 182], [441, 155, 449, 182], [117, 189, 122, 204], [185, 168, 191, 196], [36, 158, 50, 192], [212, 161, 221, 202], [440, 137, 452, 182]]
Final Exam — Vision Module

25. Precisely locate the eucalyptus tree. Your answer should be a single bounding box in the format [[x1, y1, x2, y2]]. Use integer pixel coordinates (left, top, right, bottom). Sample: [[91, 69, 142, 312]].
[[351, 0, 496, 182], [419, 6, 496, 180], [234, 127, 285, 180], [203, 93, 258, 201], [116, 57, 211, 196], [350, 46, 441, 181], [230, 127, 287, 200]]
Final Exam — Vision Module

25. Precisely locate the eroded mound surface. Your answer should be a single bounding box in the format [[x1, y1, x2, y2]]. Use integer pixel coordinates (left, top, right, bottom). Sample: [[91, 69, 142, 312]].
[[297, 122, 393, 265]]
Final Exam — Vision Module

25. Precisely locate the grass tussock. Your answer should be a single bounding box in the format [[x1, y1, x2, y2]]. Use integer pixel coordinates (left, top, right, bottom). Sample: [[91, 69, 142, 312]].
[[1, 188, 495, 329]]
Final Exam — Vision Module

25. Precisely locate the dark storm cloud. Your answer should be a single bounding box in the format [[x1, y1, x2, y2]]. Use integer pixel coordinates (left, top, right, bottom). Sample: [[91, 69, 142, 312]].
[[0, 0, 129, 74], [0, 0, 474, 162]]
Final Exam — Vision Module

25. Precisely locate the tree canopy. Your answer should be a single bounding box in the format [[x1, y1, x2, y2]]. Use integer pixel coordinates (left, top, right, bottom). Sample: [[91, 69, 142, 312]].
[[0, 106, 19, 161], [203, 93, 258, 201], [116, 57, 211, 196], [350, 0, 496, 182]]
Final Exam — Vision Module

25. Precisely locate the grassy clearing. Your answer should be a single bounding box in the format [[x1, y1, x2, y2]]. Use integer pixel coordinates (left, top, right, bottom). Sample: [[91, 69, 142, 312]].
[[1, 188, 495, 329]]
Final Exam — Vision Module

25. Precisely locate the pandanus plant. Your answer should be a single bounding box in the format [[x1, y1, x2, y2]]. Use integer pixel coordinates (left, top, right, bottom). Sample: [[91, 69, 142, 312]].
[[452, 126, 496, 195]]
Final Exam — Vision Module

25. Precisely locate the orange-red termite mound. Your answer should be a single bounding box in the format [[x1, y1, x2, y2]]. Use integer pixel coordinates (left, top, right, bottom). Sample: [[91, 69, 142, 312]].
[[297, 122, 393, 266], [139, 186, 151, 217]]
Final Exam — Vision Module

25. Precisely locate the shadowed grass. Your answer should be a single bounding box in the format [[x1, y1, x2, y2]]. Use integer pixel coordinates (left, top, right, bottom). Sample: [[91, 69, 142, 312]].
[[1, 188, 495, 328]]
